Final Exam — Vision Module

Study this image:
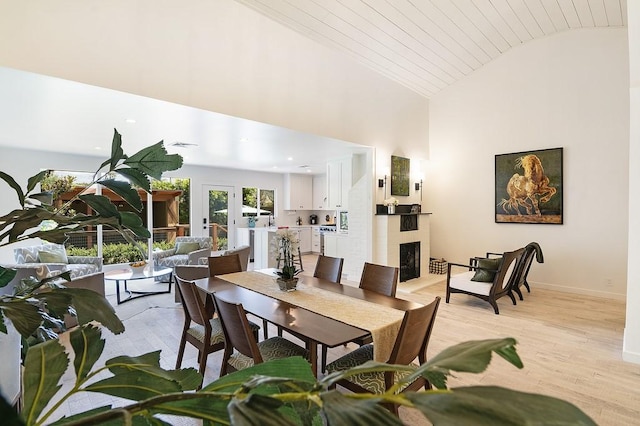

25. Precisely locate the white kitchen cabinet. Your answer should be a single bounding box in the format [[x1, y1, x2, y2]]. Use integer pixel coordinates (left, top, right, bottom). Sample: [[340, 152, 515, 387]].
[[327, 157, 352, 209], [297, 227, 312, 253], [311, 227, 321, 253], [284, 173, 313, 210], [236, 228, 250, 248], [323, 233, 348, 259], [312, 173, 327, 210]]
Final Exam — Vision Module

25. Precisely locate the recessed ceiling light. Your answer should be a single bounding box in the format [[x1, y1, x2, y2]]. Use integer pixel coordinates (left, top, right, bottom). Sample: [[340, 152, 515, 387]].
[[240, 138, 249, 142], [125, 119, 136, 124], [287, 157, 293, 161], [94, 146, 102, 150]]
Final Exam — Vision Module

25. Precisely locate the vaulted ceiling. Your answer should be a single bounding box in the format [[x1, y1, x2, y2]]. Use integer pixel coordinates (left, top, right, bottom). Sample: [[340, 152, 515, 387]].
[[236, 0, 628, 98]]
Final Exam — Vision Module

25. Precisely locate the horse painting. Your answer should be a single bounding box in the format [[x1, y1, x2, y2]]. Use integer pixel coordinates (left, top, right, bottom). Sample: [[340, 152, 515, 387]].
[[497, 154, 557, 216]]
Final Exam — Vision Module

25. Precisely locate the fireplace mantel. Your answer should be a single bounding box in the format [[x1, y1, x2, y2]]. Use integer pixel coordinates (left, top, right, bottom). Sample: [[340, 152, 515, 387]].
[[373, 214, 430, 282]]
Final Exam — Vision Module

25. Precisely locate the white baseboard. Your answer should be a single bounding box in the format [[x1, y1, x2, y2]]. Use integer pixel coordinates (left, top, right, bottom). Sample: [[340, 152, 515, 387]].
[[534, 281, 626, 301]]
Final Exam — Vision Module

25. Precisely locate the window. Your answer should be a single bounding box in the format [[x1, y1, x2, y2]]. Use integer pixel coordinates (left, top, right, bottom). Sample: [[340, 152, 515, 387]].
[[242, 187, 275, 217]]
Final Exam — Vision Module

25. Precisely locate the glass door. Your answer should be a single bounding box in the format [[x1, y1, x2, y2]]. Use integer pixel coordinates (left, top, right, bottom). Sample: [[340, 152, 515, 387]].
[[202, 185, 234, 251]]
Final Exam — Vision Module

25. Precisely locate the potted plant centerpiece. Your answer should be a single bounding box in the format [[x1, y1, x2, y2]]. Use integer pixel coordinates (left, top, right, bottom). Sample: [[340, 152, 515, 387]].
[[272, 228, 301, 291]]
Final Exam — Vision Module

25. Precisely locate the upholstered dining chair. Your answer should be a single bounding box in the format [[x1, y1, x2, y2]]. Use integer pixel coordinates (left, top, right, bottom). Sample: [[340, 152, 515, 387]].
[[212, 294, 309, 376], [175, 276, 259, 388], [326, 296, 441, 415], [446, 248, 525, 314], [208, 253, 243, 276]]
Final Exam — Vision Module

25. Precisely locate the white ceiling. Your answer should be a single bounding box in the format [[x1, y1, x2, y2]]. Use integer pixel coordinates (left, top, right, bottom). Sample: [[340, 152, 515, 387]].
[[236, 0, 628, 98], [0, 1, 627, 173], [0, 67, 368, 175]]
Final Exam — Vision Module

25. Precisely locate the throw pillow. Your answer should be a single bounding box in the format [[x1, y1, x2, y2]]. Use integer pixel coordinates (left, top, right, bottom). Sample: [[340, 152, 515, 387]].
[[470, 257, 501, 282], [38, 249, 69, 264], [174, 242, 202, 255]]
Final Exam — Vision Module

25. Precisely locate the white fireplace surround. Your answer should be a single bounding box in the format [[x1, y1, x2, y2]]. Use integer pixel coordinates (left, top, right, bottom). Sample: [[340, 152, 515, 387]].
[[374, 214, 430, 281]]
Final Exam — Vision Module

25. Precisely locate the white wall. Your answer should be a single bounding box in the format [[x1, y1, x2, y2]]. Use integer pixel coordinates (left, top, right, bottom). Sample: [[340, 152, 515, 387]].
[[0, 0, 428, 155], [428, 28, 629, 299], [624, 2, 640, 363]]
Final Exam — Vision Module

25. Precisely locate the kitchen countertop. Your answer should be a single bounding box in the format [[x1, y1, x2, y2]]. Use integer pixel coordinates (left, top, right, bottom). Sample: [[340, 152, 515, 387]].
[[239, 225, 336, 230]]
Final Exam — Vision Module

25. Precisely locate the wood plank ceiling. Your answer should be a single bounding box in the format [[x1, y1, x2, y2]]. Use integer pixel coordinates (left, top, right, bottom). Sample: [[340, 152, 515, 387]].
[[235, 0, 628, 98]]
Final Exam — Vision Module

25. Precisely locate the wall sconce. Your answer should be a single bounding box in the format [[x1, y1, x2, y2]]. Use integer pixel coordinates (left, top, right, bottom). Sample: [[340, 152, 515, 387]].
[[378, 175, 388, 199], [415, 179, 423, 201]]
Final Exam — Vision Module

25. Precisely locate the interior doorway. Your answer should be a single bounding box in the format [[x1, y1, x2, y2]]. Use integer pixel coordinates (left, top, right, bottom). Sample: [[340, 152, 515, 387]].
[[202, 185, 235, 251]]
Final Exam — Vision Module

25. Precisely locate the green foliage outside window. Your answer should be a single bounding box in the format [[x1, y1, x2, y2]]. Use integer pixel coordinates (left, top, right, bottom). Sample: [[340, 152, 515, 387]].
[[67, 242, 173, 264], [40, 172, 77, 200], [151, 178, 190, 224], [243, 187, 275, 216]]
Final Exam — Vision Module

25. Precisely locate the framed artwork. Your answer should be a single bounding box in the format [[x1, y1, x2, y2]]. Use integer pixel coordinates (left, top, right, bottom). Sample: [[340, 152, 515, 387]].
[[495, 147, 563, 224], [391, 155, 410, 196]]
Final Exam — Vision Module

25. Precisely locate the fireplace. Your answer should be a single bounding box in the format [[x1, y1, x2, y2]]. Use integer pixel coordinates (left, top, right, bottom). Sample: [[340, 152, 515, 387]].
[[399, 241, 420, 282]]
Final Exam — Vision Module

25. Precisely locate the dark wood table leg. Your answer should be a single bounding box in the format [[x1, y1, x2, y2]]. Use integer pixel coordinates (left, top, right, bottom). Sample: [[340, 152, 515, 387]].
[[308, 340, 318, 378]]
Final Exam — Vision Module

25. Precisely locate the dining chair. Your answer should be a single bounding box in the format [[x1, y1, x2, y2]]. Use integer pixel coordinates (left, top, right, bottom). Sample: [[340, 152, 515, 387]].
[[175, 276, 260, 387], [173, 264, 208, 303], [359, 262, 399, 296], [208, 252, 243, 276], [174, 276, 226, 386], [326, 296, 441, 415], [212, 294, 309, 376], [313, 255, 344, 283], [208, 252, 269, 339]]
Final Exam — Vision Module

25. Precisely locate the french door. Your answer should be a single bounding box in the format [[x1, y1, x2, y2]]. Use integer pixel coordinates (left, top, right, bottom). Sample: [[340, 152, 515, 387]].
[[202, 185, 235, 251]]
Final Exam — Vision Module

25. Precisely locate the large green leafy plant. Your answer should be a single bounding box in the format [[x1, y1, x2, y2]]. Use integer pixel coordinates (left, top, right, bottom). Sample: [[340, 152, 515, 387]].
[[1, 329, 595, 425], [0, 129, 182, 340]]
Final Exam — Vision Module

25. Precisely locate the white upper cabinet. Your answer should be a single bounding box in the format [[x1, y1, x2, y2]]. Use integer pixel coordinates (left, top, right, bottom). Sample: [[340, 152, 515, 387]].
[[284, 173, 313, 210], [312, 173, 327, 210], [327, 157, 352, 209]]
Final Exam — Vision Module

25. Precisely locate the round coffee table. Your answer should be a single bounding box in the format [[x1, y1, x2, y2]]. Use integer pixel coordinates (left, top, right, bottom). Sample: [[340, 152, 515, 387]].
[[104, 267, 173, 305]]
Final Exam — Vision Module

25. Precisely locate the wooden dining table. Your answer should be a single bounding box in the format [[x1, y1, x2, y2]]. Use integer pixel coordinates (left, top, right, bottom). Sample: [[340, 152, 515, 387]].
[[193, 269, 423, 376]]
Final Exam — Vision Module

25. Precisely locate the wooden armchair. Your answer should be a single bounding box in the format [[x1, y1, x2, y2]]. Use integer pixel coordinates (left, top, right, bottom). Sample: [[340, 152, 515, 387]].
[[511, 242, 544, 300], [446, 248, 525, 314]]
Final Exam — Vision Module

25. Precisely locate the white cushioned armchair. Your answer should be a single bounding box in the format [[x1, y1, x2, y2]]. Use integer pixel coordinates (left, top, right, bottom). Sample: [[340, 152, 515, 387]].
[[13, 243, 102, 279], [154, 236, 213, 275]]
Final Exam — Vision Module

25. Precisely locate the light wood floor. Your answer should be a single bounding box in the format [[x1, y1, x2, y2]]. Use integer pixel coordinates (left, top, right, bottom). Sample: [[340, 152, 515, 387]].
[[52, 255, 640, 425]]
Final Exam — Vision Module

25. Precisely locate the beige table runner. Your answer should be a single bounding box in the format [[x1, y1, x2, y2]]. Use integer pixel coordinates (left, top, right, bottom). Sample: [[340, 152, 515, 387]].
[[220, 271, 406, 362]]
